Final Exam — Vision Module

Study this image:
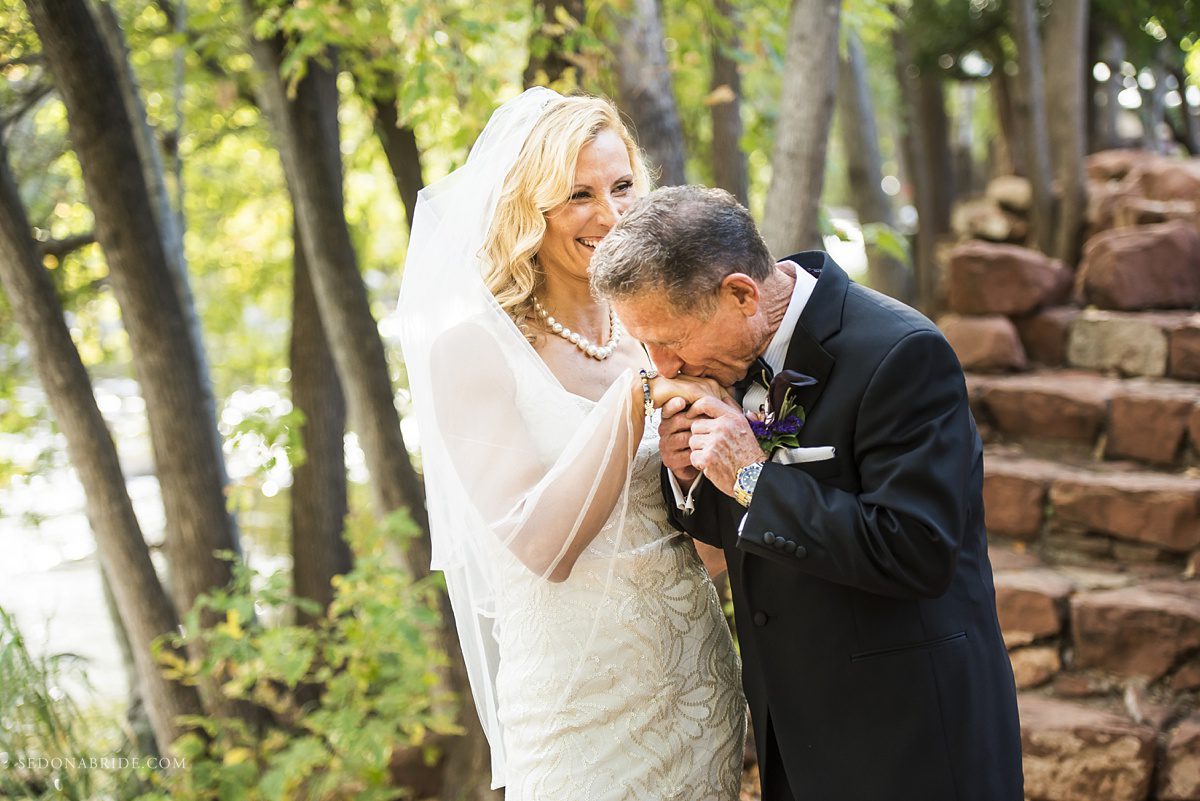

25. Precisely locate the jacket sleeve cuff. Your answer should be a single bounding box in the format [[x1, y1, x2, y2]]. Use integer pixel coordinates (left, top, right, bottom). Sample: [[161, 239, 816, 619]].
[[735, 463, 816, 567]]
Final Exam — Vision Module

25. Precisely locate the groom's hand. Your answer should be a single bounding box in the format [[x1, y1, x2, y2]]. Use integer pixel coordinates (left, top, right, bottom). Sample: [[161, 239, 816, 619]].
[[659, 397, 700, 484], [687, 396, 764, 497]]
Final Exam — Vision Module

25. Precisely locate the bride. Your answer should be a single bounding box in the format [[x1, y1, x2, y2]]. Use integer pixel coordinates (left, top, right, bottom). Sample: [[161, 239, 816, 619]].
[[398, 87, 746, 799]]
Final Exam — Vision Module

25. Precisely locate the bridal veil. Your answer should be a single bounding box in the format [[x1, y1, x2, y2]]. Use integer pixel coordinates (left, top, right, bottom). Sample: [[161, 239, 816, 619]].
[[397, 87, 642, 788]]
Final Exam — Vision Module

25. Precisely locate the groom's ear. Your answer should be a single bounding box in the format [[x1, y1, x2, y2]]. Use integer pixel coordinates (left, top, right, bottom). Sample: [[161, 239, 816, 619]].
[[721, 273, 760, 316]]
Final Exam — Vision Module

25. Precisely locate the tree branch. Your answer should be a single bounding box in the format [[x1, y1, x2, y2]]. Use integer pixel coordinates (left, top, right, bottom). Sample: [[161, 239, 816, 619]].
[[37, 231, 95, 259], [152, 0, 258, 107], [1, 81, 54, 130]]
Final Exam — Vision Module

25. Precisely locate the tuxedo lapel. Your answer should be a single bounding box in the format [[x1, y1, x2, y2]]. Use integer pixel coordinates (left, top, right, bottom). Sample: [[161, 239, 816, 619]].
[[778, 252, 848, 421]]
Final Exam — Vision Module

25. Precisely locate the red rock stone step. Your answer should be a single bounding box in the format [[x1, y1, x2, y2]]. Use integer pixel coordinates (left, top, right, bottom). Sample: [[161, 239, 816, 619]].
[[1076, 219, 1200, 312], [1019, 694, 1156, 801], [984, 451, 1200, 552], [990, 549, 1200, 688], [942, 306, 1200, 378], [1019, 692, 1200, 800], [970, 371, 1200, 466], [1071, 582, 1200, 684], [1067, 309, 1200, 379]]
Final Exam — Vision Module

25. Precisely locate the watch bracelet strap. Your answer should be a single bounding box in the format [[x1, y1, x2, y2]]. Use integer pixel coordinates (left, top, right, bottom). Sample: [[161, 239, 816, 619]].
[[734, 459, 766, 507]]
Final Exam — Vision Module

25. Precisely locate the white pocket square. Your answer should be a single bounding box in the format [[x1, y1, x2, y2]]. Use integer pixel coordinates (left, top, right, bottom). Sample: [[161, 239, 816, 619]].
[[772, 446, 836, 465]]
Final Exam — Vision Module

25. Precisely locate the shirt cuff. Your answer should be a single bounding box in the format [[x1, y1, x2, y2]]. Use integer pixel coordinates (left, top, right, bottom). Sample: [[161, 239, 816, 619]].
[[667, 471, 705, 514]]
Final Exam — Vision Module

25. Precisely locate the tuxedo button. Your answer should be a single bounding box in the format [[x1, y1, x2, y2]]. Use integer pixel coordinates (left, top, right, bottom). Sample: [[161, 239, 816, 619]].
[[794, 545, 808, 559], [763, 531, 777, 545], [782, 540, 797, 554], [753, 611, 769, 626]]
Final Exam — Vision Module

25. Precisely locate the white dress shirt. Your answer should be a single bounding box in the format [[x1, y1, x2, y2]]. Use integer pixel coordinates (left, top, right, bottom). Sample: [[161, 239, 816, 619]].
[[667, 264, 818, 512]]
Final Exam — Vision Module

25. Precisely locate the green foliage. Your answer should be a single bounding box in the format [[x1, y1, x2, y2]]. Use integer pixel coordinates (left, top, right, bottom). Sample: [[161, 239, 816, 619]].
[[862, 222, 912, 266], [1093, 0, 1199, 65], [843, 0, 898, 49], [141, 509, 459, 801], [659, 0, 790, 210], [0, 606, 151, 800]]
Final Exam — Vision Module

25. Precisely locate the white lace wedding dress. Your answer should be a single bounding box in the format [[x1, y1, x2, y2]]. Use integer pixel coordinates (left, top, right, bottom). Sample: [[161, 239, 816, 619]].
[[492, 397, 747, 801]]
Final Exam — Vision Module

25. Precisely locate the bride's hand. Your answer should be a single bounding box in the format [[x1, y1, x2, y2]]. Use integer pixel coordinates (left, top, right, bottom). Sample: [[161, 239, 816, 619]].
[[649, 374, 735, 409]]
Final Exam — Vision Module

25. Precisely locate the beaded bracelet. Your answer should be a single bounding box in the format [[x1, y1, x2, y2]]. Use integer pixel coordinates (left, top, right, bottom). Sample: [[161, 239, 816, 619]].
[[639, 369, 657, 417]]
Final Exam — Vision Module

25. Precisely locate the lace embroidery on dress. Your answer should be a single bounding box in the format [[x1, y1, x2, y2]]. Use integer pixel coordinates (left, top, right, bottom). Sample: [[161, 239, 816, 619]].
[[493, 394, 747, 800]]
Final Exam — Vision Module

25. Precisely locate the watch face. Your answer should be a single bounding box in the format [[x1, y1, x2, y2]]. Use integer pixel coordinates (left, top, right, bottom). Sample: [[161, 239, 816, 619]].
[[734, 462, 761, 507]]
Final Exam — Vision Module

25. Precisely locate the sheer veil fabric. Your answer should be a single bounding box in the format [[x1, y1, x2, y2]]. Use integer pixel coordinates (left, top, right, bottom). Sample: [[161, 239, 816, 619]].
[[397, 88, 645, 789]]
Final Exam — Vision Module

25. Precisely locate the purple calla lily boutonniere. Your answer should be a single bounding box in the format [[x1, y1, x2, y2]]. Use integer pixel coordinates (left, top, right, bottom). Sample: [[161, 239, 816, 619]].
[[749, 370, 818, 457]]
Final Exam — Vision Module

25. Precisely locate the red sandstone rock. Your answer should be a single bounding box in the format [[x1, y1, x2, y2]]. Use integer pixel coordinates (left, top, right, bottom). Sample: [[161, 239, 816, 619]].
[[988, 544, 1043, 572], [1172, 660, 1200, 693], [1160, 715, 1200, 801], [994, 569, 1074, 645], [1087, 181, 1141, 235], [951, 196, 1017, 242], [1014, 307, 1079, 367], [979, 371, 1121, 442], [1067, 310, 1197, 377], [946, 241, 1070, 315], [1049, 470, 1200, 552], [1053, 672, 1120, 698], [1113, 197, 1200, 230], [984, 472, 1046, 539], [1106, 380, 1200, 465], [1125, 158, 1200, 204], [1086, 149, 1158, 183], [1020, 694, 1156, 801], [939, 314, 1028, 372], [1076, 221, 1200, 311], [1170, 319, 1200, 381], [1009, 646, 1061, 689], [986, 175, 1034, 212], [1071, 585, 1200, 680]]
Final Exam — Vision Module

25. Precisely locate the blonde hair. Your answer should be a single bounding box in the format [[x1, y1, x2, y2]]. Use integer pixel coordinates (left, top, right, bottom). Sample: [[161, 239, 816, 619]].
[[481, 95, 651, 336]]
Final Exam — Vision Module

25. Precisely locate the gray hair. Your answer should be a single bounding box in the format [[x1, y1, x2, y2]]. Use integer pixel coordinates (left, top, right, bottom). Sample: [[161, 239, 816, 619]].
[[590, 185, 774, 313]]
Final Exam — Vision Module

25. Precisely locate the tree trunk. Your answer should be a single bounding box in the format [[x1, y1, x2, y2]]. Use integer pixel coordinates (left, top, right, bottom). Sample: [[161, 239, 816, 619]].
[[1140, 61, 1168, 153], [24, 0, 241, 659], [707, 0, 748, 206], [368, 91, 424, 232], [241, 27, 428, 548], [524, 0, 586, 88], [100, 565, 158, 758], [240, 20, 495, 798], [0, 136, 204, 753], [1010, 0, 1056, 253], [952, 82, 977, 195], [1170, 65, 1200, 155], [989, 51, 1023, 176], [892, 23, 951, 314], [760, 0, 841, 255], [610, 0, 687, 186], [836, 28, 912, 302], [93, 2, 229, 494], [838, 32, 891, 224], [289, 219, 350, 620], [1091, 31, 1125, 152], [1043, 0, 1089, 264]]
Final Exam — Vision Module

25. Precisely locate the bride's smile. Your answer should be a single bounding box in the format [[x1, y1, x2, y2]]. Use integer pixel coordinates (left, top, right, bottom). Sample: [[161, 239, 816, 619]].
[[538, 127, 636, 281]]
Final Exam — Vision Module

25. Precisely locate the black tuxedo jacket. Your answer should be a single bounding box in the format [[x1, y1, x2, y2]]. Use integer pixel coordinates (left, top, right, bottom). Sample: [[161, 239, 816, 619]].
[[661, 253, 1022, 801]]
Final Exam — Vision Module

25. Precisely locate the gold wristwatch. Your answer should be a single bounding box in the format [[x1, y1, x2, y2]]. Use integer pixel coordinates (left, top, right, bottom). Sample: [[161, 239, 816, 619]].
[[733, 459, 766, 507]]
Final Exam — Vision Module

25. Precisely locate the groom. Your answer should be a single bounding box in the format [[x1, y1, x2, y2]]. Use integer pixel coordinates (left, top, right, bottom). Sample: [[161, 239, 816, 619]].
[[591, 186, 1022, 801]]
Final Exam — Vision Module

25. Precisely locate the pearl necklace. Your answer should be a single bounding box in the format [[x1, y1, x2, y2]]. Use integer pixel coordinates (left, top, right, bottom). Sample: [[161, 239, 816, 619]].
[[533, 296, 622, 360]]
